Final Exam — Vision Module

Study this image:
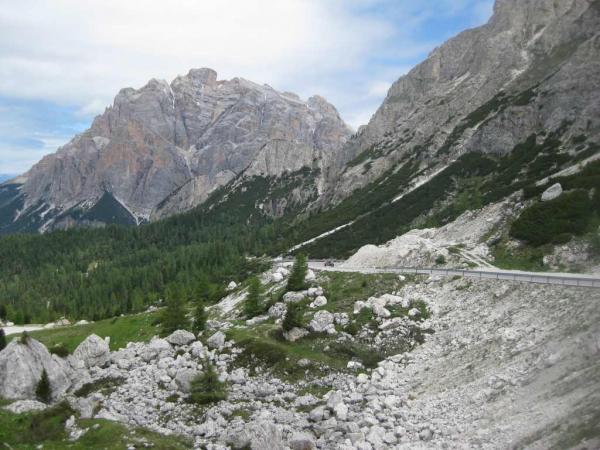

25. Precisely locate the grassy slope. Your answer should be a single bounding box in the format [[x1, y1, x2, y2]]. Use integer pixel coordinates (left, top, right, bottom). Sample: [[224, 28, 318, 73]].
[[226, 271, 416, 380], [0, 401, 191, 449], [27, 311, 162, 352]]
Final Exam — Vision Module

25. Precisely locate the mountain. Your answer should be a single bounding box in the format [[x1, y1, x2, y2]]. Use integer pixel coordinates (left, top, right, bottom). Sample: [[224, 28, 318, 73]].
[[284, 0, 600, 265], [330, 0, 600, 201], [0, 69, 352, 234]]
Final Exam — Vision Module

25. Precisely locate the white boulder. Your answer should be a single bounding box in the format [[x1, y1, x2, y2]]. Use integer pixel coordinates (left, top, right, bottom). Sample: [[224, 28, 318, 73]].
[[207, 331, 226, 349], [268, 303, 287, 319], [231, 421, 285, 450], [140, 338, 172, 362], [276, 267, 290, 277], [305, 269, 316, 282], [174, 368, 198, 393], [313, 296, 327, 307], [73, 334, 110, 368], [283, 292, 305, 304], [353, 301, 367, 314], [272, 272, 284, 283], [289, 432, 316, 450], [0, 338, 72, 400], [283, 327, 309, 342], [165, 330, 196, 346], [541, 183, 562, 202], [4, 399, 49, 414], [227, 281, 238, 291], [309, 311, 335, 333]]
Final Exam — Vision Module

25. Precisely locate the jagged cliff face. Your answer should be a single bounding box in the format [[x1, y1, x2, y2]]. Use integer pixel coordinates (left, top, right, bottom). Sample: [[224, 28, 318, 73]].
[[331, 0, 600, 202], [0, 69, 352, 233]]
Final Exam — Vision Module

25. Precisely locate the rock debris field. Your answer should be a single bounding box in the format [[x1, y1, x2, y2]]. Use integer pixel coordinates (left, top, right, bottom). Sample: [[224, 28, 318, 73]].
[[1, 271, 599, 449]]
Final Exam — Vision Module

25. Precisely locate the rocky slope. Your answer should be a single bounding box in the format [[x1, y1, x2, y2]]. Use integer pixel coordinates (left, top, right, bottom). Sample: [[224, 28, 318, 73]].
[[329, 0, 600, 203], [1, 264, 598, 449], [0, 69, 352, 234]]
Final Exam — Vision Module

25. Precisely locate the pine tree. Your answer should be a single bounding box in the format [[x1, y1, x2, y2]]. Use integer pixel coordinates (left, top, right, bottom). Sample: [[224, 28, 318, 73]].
[[193, 301, 208, 334], [282, 302, 305, 331], [189, 361, 227, 404], [286, 253, 308, 292], [194, 275, 211, 303], [161, 285, 188, 335], [36, 369, 52, 403], [0, 328, 6, 352], [244, 276, 263, 318]]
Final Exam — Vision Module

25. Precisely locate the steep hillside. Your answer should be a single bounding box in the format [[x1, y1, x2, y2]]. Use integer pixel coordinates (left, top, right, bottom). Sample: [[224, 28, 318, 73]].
[[330, 0, 600, 201], [0, 69, 352, 234], [282, 0, 600, 268]]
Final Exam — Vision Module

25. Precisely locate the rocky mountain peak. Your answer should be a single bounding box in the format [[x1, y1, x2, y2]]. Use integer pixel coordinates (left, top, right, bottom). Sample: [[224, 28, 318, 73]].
[[185, 67, 218, 86], [0, 68, 352, 233]]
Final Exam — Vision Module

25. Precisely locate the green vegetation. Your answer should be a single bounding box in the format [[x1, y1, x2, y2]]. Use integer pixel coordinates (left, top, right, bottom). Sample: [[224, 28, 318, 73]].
[[345, 308, 377, 336], [74, 377, 124, 398], [189, 362, 227, 405], [0, 328, 6, 351], [231, 408, 251, 421], [320, 271, 405, 313], [48, 343, 70, 357], [244, 277, 264, 319], [510, 190, 598, 246], [287, 254, 308, 291], [326, 342, 384, 369], [35, 369, 51, 403], [227, 325, 349, 380], [0, 401, 191, 449], [28, 311, 162, 352], [282, 302, 306, 331], [193, 301, 208, 334], [161, 285, 190, 335], [0, 176, 272, 324]]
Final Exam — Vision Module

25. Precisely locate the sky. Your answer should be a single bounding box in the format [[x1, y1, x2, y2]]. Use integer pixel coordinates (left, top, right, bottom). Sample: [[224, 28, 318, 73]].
[[0, 0, 494, 175]]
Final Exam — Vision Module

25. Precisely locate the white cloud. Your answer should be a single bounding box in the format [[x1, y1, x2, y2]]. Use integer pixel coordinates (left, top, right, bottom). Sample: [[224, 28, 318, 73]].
[[0, 0, 392, 111], [0, 0, 494, 172]]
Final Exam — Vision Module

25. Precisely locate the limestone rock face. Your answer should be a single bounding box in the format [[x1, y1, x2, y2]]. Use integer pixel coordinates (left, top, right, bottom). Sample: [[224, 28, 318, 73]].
[[1, 69, 352, 233], [0, 338, 72, 400], [73, 334, 110, 368], [329, 0, 600, 203]]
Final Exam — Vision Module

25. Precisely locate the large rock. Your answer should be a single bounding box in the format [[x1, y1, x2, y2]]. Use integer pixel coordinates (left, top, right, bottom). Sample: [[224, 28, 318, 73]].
[[232, 421, 285, 450], [165, 330, 196, 346], [289, 432, 317, 450], [0, 338, 72, 400], [140, 337, 173, 362], [283, 292, 306, 304], [207, 331, 226, 349], [541, 183, 563, 202], [4, 399, 49, 414], [283, 327, 309, 342], [309, 310, 336, 334], [73, 334, 110, 368], [268, 302, 287, 319], [174, 368, 198, 393]]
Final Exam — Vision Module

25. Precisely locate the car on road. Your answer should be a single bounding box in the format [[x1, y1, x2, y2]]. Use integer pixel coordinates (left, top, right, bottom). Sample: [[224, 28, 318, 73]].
[[324, 259, 335, 267]]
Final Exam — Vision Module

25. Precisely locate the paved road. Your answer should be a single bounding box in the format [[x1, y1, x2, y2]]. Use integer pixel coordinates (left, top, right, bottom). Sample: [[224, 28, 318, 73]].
[[305, 261, 600, 288]]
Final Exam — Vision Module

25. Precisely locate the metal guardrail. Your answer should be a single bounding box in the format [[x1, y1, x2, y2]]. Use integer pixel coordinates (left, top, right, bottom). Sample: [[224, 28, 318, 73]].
[[301, 261, 600, 288]]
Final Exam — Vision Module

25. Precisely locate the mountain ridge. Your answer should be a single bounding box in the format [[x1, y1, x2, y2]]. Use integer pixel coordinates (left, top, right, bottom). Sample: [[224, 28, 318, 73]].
[[0, 68, 353, 234]]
